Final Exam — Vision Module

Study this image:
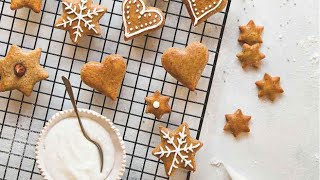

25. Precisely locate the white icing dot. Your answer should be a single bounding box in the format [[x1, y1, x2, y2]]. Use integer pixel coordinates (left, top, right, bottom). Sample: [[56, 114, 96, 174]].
[[137, 4, 140, 8], [133, 0, 136, 3], [128, 22, 131, 24], [126, 6, 130, 9], [148, 13, 151, 16], [129, 0, 132, 4], [145, 23, 148, 26], [136, 9, 139, 12], [130, 28, 133, 31], [138, 15, 141, 19], [193, 3, 196, 6], [196, 12, 199, 15], [127, 16, 130, 19], [201, 10, 204, 13], [209, 4, 212, 8], [191, 0, 195, 2], [140, 24, 144, 27], [153, 101, 160, 109], [213, 1, 216, 4], [149, 21, 152, 24], [194, 8, 197, 11], [126, 10, 129, 14], [144, 14, 147, 17], [155, 15, 158, 18], [135, 26, 139, 29], [205, 6, 208, 10], [153, 19, 156, 23]]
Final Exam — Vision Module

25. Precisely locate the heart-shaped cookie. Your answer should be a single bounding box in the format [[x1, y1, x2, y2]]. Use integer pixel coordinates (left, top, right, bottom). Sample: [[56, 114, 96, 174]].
[[122, 0, 165, 41], [183, 0, 227, 26], [80, 55, 126, 101], [161, 42, 209, 91]]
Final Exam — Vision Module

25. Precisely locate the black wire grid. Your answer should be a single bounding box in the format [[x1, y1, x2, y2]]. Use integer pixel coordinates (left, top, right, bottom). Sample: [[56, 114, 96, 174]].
[[0, 0, 231, 179]]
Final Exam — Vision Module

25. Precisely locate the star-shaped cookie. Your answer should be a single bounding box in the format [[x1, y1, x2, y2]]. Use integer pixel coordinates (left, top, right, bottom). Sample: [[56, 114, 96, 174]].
[[145, 91, 171, 119], [0, 45, 49, 96], [55, 0, 107, 43], [236, 43, 265, 68], [224, 109, 251, 137], [238, 20, 264, 45], [10, 0, 42, 13], [152, 122, 203, 176], [255, 73, 284, 101]]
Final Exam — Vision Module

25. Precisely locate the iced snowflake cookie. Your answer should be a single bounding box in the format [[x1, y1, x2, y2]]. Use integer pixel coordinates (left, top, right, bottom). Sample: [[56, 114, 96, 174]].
[[0, 45, 49, 96], [80, 54, 126, 101], [122, 0, 165, 41], [224, 109, 251, 137], [145, 91, 171, 119], [236, 43, 265, 68], [55, 0, 107, 44], [161, 42, 209, 91], [10, 0, 42, 13], [238, 20, 264, 45], [255, 73, 284, 101], [183, 0, 227, 26], [152, 122, 203, 176]]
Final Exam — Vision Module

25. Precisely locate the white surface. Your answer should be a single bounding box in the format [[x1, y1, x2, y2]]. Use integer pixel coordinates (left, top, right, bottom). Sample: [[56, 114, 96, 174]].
[[192, 0, 319, 180]]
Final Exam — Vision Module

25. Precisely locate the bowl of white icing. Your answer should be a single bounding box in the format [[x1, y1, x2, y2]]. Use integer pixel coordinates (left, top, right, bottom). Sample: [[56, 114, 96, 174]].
[[36, 109, 126, 180]]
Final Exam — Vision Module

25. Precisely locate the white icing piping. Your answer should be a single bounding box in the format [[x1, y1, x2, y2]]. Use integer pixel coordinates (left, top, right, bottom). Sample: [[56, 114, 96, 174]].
[[187, 0, 223, 26], [122, 0, 164, 39], [153, 101, 160, 109]]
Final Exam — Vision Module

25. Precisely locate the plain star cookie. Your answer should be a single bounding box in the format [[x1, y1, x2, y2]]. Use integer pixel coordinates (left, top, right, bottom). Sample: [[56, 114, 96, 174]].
[[255, 73, 284, 101], [238, 20, 264, 45], [80, 54, 126, 101], [145, 91, 171, 119], [224, 109, 251, 137], [122, 0, 165, 41], [183, 0, 227, 26], [10, 0, 42, 13], [236, 43, 265, 68], [161, 42, 209, 91], [0, 45, 49, 96], [152, 122, 203, 176], [55, 0, 107, 44]]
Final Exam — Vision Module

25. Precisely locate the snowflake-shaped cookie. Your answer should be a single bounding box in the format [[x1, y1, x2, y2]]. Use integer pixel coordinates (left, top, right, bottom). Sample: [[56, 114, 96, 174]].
[[152, 122, 203, 176], [55, 0, 107, 43]]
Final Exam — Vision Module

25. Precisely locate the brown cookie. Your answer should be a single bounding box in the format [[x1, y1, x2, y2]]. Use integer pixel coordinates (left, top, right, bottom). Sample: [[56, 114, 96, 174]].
[[122, 0, 165, 41], [236, 43, 265, 68], [80, 55, 126, 101], [161, 42, 209, 91], [145, 91, 171, 119], [238, 20, 264, 45], [10, 0, 42, 13], [55, 0, 107, 44], [255, 73, 284, 101], [152, 122, 203, 176], [224, 109, 251, 137], [183, 0, 228, 26], [0, 45, 49, 96]]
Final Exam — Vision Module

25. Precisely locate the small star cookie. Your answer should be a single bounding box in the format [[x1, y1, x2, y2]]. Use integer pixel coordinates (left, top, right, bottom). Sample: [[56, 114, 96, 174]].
[[238, 20, 264, 45], [255, 73, 284, 101], [145, 91, 171, 119], [0, 45, 49, 96], [224, 109, 251, 137], [236, 43, 265, 68], [10, 0, 42, 13], [152, 122, 203, 176], [55, 0, 107, 43]]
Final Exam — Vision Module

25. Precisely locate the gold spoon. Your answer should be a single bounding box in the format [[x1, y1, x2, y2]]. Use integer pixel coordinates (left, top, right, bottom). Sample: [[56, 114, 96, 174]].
[[62, 76, 104, 173]]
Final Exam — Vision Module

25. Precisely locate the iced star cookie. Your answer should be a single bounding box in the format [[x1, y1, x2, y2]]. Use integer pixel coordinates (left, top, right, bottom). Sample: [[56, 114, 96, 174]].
[[224, 109, 251, 137], [183, 0, 227, 26], [55, 0, 107, 44], [145, 91, 171, 119], [122, 0, 165, 41], [80, 54, 126, 101], [152, 122, 203, 176], [255, 73, 284, 101], [0, 45, 49, 96], [10, 0, 42, 13], [236, 43, 265, 68], [161, 42, 209, 91], [238, 20, 264, 45]]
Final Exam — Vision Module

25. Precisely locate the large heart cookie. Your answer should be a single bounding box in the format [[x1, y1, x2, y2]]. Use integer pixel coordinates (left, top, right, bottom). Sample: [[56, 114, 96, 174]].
[[161, 42, 209, 91], [80, 55, 126, 101], [122, 0, 165, 41], [183, 0, 227, 26]]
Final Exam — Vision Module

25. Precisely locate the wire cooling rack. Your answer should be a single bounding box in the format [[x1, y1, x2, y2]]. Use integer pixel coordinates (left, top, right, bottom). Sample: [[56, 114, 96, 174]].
[[0, 0, 231, 179]]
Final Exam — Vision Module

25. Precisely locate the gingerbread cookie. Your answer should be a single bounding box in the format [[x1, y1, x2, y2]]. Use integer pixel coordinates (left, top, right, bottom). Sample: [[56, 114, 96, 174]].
[[10, 0, 42, 13], [145, 91, 171, 119], [183, 0, 227, 26], [224, 109, 251, 137], [238, 20, 264, 45], [255, 73, 284, 101], [236, 43, 265, 68], [55, 0, 107, 44], [161, 42, 208, 91], [80, 54, 126, 101], [0, 45, 49, 96], [152, 122, 203, 176], [122, 0, 165, 41]]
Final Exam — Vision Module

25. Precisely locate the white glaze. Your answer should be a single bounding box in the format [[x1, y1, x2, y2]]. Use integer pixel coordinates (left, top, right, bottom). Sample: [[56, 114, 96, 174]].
[[153, 101, 160, 109]]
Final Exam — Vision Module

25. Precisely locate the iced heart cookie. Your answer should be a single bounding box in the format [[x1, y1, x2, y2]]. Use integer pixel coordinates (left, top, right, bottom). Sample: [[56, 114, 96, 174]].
[[161, 42, 209, 91], [80, 55, 126, 101], [122, 0, 165, 41], [183, 0, 227, 26], [55, 0, 107, 44], [10, 0, 42, 13]]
